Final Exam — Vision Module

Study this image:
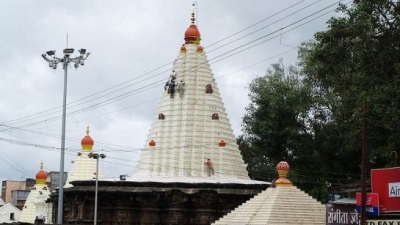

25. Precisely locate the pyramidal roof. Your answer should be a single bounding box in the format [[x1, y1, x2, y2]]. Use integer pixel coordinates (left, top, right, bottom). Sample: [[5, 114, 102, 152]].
[[212, 162, 326, 225], [19, 163, 52, 224], [132, 12, 251, 182], [65, 127, 103, 187]]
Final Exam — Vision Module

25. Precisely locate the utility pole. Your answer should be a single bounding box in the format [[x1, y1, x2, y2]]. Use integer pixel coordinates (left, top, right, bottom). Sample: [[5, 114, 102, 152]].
[[88, 152, 106, 225], [42, 48, 90, 224], [360, 105, 369, 225]]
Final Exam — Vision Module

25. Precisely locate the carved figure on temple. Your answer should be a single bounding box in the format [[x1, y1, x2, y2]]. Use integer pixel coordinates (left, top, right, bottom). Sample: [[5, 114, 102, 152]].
[[158, 113, 165, 120], [212, 113, 219, 120]]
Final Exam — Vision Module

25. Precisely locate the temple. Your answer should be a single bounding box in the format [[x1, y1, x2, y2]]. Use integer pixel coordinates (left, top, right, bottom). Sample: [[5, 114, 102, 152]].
[[64, 126, 103, 187], [49, 11, 268, 225], [132, 11, 249, 181], [18, 162, 52, 224]]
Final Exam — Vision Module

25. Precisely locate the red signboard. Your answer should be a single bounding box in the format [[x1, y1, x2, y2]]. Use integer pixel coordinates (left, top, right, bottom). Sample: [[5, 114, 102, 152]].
[[371, 167, 400, 212]]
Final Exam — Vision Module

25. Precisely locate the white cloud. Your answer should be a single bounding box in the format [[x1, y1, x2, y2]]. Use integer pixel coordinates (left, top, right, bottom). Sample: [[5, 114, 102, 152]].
[[0, 0, 340, 182]]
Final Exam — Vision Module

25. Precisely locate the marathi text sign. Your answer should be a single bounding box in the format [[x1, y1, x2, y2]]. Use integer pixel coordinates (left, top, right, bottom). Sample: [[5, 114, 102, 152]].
[[326, 204, 359, 225]]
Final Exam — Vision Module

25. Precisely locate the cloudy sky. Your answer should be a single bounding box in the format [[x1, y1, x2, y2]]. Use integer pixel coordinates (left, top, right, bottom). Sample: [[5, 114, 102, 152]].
[[0, 0, 348, 183]]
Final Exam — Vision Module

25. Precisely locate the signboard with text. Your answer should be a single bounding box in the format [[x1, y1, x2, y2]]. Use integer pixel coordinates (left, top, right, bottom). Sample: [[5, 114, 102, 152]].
[[365, 219, 400, 225], [371, 167, 400, 212], [356, 192, 379, 216], [326, 204, 359, 225]]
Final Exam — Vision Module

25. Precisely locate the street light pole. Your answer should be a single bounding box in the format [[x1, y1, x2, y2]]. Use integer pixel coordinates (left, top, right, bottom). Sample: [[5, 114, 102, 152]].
[[42, 48, 90, 224], [88, 152, 106, 225]]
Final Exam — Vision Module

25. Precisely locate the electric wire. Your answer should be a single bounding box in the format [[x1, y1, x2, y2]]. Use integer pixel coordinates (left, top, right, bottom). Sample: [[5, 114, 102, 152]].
[[0, 1, 338, 128], [0, 1, 344, 133]]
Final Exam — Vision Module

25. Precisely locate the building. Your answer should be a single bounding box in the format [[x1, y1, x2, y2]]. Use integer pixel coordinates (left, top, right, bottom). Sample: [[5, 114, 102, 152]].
[[46, 171, 68, 192], [49, 11, 269, 225], [11, 190, 30, 210], [1, 178, 35, 205], [0, 203, 21, 223]]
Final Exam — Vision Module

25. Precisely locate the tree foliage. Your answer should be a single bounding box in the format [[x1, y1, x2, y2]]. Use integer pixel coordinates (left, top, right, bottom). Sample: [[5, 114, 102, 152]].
[[240, 0, 400, 203]]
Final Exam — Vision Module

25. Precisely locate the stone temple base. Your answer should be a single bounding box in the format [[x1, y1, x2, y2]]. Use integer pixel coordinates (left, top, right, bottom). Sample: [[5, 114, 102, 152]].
[[49, 180, 269, 225]]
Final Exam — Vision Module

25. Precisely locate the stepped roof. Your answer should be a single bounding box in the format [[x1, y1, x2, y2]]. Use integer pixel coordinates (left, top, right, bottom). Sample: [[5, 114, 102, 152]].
[[132, 12, 253, 182], [212, 161, 326, 225]]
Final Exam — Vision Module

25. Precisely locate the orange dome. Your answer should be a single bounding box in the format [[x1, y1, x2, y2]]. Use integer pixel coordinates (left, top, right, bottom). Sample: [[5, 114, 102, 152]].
[[275, 161, 292, 187], [36, 170, 47, 180], [36, 162, 47, 184], [197, 45, 204, 53], [180, 44, 187, 53], [276, 161, 290, 171], [81, 126, 94, 151], [184, 12, 201, 45]]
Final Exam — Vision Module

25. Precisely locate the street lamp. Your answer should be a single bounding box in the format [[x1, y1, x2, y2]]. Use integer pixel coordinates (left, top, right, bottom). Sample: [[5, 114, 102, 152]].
[[88, 152, 106, 225], [42, 48, 90, 224]]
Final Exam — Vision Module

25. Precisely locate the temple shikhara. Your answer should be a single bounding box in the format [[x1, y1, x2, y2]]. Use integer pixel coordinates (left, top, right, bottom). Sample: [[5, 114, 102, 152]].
[[64, 126, 103, 188], [133, 12, 250, 181]]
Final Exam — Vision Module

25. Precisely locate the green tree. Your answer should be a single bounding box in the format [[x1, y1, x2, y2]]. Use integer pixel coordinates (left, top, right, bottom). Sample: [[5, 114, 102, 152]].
[[299, 0, 400, 169], [241, 62, 332, 202]]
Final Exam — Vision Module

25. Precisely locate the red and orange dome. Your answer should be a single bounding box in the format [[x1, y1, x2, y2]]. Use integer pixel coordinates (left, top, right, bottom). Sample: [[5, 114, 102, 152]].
[[276, 161, 290, 171], [81, 126, 94, 151], [36, 162, 47, 184], [275, 161, 292, 187], [184, 12, 201, 45]]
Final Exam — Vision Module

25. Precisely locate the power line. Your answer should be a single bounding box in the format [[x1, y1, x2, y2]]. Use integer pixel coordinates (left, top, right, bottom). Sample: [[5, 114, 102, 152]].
[[0, 1, 339, 128]]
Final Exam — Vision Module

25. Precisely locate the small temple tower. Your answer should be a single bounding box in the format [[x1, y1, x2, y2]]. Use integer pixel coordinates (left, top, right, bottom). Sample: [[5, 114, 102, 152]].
[[133, 11, 249, 180], [212, 161, 326, 225], [65, 126, 103, 187], [18, 162, 52, 224]]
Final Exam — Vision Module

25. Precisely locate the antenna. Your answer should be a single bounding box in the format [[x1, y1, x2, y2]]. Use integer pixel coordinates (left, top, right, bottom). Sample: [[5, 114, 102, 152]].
[[66, 33, 68, 48]]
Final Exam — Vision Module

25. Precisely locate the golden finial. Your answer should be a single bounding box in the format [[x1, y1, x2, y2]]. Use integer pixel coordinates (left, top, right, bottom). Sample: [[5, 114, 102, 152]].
[[40, 161, 43, 170], [86, 125, 90, 135]]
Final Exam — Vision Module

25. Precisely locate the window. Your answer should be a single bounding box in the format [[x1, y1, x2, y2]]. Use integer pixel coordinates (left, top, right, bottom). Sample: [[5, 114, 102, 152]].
[[10, 213, 15, 221]]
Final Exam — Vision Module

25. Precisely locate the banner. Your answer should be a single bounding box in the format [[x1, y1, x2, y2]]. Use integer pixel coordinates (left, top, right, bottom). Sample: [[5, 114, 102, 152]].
[[371, 167, 400, 212]]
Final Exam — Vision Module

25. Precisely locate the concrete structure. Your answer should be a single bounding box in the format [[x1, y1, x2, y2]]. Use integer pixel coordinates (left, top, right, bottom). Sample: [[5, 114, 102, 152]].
[[0, 203, 21, 223], [1, 179, 34, 204], [64, 126, 103, 187], [18, 163, 52, 224], [46, 171, 68, 191], [212, 161, 326, 225], [11, 190, 30, 210]]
